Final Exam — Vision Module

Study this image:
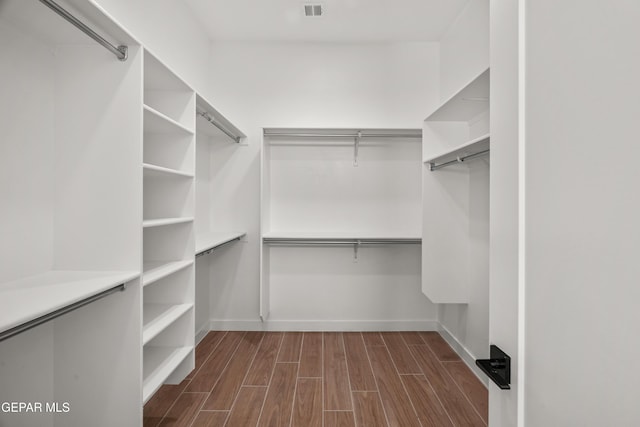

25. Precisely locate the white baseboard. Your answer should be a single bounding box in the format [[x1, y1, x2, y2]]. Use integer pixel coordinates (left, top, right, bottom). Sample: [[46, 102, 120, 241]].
[[437, 324, 489, 388], [208, 318, 439, 332], [195, 322, 209, 345]]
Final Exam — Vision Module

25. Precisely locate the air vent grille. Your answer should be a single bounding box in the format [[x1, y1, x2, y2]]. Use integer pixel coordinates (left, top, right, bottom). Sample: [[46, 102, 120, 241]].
[[304, 4, 323, 17]]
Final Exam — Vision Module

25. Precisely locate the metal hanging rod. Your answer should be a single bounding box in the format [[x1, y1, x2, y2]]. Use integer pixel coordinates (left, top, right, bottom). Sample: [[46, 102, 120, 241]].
[[39, 0, 128, 61], [0, 283, 126, 342], [198, 111, 242, 143], [263, 131, 422, 139], [429, 149, 490, 171], [196, 237, 243, 258]]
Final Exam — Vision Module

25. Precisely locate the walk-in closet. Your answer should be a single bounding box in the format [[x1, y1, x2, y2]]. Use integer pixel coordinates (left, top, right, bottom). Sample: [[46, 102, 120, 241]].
[[2, 0, 640, 426]]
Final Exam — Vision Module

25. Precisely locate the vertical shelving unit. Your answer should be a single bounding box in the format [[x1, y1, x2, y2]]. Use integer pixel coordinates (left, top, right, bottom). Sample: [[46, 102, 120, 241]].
[[194, 94, 246, 339], [422, 68, 490, 303], [142, 51, 196, 403], [0, 1, 143, 426]]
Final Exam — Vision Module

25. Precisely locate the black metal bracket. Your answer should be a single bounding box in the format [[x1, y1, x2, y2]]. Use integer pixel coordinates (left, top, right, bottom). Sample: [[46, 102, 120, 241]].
[[475, 345, 511, 389]]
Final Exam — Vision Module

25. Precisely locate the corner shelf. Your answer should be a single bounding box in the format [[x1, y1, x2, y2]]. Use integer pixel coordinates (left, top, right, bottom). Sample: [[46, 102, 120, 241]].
[[143, 163, 194, 179], [144, 105, 194, 135], [142, 260, 193, 287], [142, 303, 193, 345], [143, 345, 193, 403], [425, 68, 490, 122], [142, 217, 194, 228], [195, 231, 246, 256]]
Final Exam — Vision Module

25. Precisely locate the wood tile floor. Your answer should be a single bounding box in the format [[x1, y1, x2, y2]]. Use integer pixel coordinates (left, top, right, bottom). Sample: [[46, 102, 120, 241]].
[[144, 331, 488, 427]]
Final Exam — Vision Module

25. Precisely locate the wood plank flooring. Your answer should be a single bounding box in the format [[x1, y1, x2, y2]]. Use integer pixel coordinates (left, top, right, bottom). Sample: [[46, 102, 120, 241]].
[[144, 331, 488, 427]]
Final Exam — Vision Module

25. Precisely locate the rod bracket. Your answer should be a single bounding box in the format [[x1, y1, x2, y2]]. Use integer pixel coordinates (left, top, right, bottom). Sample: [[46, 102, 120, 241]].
[[353, 240, 361, 262], [117, 45, 128, 61], [353, 131, 362, 167]]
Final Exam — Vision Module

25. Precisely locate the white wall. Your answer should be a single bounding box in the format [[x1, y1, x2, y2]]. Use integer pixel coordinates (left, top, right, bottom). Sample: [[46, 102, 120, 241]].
[[524, 1, 640, 425], [208, 42, 440, 129], [93, 0, 211, 95], [439, 0, 490, 102], [435, 0, 491, 370], [206, 42, 441, 327], [0, 21, 54, 283], [489, 0, 521, 424]]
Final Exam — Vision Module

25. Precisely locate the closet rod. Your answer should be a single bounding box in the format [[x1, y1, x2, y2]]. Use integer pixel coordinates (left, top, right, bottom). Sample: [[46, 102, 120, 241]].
[[263, 132, 421, 139], [429, 149, 490, 171], [39, 0, 128, 61], [198, 111, 242, 143], [0, 283, 125, 343], [196, 237, 242, 257]]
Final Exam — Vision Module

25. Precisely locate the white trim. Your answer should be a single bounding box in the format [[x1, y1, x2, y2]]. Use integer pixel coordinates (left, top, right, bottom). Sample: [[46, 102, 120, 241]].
[[438, 324, 489, 388], [195, 322, 209, 345], [518, 0, 527, 424], [209, 319, 439, 332]]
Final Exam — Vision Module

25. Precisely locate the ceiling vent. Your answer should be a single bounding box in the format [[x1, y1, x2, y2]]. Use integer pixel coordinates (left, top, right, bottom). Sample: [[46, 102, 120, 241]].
[[303, 4, 323, 17]]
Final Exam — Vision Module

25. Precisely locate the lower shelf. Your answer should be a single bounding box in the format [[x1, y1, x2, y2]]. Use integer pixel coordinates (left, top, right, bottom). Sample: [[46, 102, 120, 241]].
[[142, 304, 193, 345], [143, 345, 193, 404]]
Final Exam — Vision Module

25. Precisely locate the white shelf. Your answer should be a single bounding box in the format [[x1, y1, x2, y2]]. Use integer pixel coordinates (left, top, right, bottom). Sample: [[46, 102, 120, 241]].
[[143, 304, 193, 345], [196, 231, 246, 255], [423, 133, 490, 166], [262, 231, 421, 241], [425, 68, 490, 122], [0, 270, 139, 334], [142, 260, 193, 287], [142, 217, 194, 228], [144, 105, 194, 135], [143, 163, 194, 179], [143, 345, 193, 404]]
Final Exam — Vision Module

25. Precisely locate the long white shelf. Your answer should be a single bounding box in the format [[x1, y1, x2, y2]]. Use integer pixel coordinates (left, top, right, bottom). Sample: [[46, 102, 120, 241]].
[[143, 105, 194, 135], [143, 163, 194, 179], [143, 303, 193, 345], [0, 270, 139, 335], [262, 231, 421, 241], [142, 260, 193, 287], [423, 133, 490, 166], [143, 345, 193, 404], [425, 68, 490, 122], [196, 231, 246, 256], [142, 217, 194, 228]]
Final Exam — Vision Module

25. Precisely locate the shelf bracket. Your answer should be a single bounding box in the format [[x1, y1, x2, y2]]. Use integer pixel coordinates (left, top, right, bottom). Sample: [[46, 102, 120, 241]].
[[353, 131, 361, 167], [475, 345, 511, 389], [353, 241, 360, 262]]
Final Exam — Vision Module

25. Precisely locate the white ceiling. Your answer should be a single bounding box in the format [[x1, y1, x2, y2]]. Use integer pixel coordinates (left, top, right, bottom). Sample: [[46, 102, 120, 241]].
[[182, 0, 470, 43]]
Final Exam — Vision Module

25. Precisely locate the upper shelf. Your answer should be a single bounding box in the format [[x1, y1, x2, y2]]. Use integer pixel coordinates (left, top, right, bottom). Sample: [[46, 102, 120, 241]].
[[144, 105, 194, 135], [263, 231, 421, 244], [196, 231, 246, 256], [0, 270, 139, 336], [425, 68, 490, 122], [196, 94, 246, 143], [0, 0, 137, 48], [263, 128, 422, 143], [424, 134, 490, 170]]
